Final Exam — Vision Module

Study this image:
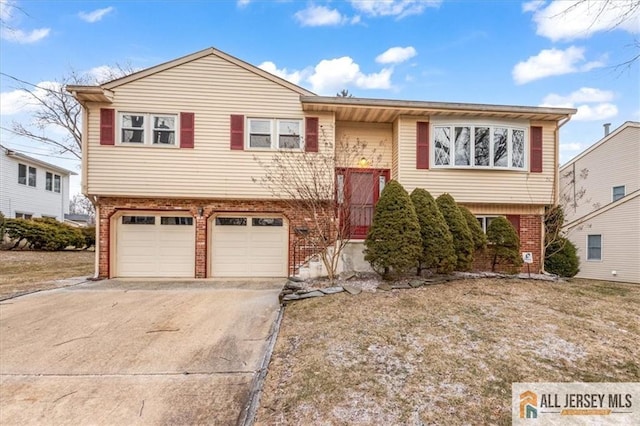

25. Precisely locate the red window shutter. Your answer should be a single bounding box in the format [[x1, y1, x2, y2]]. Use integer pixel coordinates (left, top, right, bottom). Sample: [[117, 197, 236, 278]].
[[506, 215, 520, 235], [305, 117, 319, 152], [100, 108, 115, 145], [530, 126, 543, 173], [230, 115, 244, 150], [416, 122, 429, 169], [180, 112, 195, 148]]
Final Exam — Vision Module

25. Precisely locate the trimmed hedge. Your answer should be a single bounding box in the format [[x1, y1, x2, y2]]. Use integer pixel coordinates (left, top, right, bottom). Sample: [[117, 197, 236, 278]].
[[365, 180, 422, 279], [460, 206, 488, 252], [410, 188, 456, 274], [436, 193, 474, 271], [3, 218, 90, 250], [486, 216, 523, 273], [545, 237, 580, 277]]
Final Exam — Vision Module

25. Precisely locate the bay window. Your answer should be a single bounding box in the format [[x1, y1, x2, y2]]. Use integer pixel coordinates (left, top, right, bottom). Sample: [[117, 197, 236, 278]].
[[434, 124, 527, 170]]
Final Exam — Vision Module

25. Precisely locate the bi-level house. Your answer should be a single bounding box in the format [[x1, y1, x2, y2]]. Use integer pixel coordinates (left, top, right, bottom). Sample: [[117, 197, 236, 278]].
[[560, 122, 640, 284], [0, 144, 75, 221], [68, 47, 575, 279]]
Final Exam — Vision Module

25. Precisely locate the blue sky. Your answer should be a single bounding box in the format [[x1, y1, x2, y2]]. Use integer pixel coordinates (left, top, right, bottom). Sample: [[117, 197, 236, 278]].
[[1, 0, 639, 196]]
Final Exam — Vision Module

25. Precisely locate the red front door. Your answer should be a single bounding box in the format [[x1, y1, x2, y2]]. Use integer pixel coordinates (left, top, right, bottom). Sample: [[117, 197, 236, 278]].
[[337, 168, 391, 239]]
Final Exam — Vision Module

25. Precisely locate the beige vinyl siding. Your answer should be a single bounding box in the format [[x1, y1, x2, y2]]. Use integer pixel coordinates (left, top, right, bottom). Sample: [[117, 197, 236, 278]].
[[567, 194, 639, 284], [335, 121, 393, 169], [462, 204, 544, 215], [85, 53, 333, 199], [396, 116, 557, 204], [560, 125, 640, 224], [391, 119, 399, 180]]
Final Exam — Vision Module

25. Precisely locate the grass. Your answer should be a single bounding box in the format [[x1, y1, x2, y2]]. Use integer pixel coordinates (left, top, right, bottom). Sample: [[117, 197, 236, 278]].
[[256, 278, 640, 425], [0, 250, 94, 299]]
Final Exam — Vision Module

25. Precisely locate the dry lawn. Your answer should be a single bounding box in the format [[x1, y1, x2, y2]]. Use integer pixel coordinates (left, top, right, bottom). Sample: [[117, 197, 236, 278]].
[[0, 250, 94, 299], [256, 278, 640, 425]]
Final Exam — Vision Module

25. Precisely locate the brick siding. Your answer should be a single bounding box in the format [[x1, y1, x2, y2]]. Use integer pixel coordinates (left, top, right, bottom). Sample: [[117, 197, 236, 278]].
[[473, 214, 543, 274], [97, 197, 310, 278]]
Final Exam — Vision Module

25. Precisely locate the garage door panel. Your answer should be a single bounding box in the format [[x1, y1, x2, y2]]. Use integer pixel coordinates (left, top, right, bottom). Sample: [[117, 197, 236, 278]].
[[211, 216, 287, 278], [116, 215, 195, 278]]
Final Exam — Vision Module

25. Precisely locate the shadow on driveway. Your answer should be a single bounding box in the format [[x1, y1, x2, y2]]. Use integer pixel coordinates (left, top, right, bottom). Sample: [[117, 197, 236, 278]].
[[0, 279, 285, 425]]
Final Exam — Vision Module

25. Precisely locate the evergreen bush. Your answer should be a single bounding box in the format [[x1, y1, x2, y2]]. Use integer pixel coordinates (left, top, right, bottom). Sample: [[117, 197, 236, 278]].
[[410, 188, 456, 274], [486, 216, 523, 272], [459, 206, 488, 252], [4, 218, 86, 250], [436, 193, 474, 271], [545, 237, 580, 277], [364, 180, 421, 279]]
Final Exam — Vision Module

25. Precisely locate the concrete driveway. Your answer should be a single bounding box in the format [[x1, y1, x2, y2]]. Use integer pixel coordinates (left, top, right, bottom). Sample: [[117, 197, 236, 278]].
[[0, 279, 284, 425]]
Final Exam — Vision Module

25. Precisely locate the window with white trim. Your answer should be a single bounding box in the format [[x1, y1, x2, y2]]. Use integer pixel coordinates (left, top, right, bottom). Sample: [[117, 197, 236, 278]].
[[476, 216, 500, 233], [15, 212, 33, 219], [45, 172, 61, 192], [247, 118, 302, 150], [18, 164, 36, 187], [612, 185, 625, 202], [433, 124, 526, 169], [587, 234, 602, 261], [120, 113, 177, 146]]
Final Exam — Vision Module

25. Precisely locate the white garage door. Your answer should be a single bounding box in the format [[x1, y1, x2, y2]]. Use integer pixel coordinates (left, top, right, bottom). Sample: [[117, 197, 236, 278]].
[[115, 214, 195, 278], [211, 216, 288, 277]]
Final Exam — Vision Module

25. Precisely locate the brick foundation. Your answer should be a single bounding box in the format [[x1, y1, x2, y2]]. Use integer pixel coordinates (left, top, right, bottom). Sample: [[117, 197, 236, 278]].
[[472, 214, 543, 274], [97, 197, 311, 278]]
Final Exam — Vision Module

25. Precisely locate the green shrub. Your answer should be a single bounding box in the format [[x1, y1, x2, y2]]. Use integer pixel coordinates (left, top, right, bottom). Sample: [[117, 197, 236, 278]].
[[4, 218, 86, 250], [81, 226, 96, 249], [436, 193, 474, 271], [365, 180, 422, 279], [545, 237, 580, 277], [486, 216, 523, 272], [0, 212, 5, 240], [459, 206, 487, 252], [410, 188, 456, 274]]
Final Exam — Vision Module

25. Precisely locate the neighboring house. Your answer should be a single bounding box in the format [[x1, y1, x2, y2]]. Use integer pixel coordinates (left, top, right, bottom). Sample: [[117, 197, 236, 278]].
[[68, 47, 575, 279], [64, 213, 93, 227], [560, 122, 640, 284], [0, 145, 75, 221]]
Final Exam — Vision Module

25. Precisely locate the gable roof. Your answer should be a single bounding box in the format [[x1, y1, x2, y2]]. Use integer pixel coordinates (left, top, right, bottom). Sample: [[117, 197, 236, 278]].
[[1, 144, 77, 175], [564, 189, 640, 230], [68, 47, 315, 103], [560, 121, 640, 170]]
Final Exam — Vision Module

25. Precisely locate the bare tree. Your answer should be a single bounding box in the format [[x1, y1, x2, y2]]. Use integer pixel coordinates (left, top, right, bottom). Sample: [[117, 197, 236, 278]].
[[0, 65, 133, 160], [336, 89, 354, 98], [69, 194, 96, 224], [253, 130, 383, 282]]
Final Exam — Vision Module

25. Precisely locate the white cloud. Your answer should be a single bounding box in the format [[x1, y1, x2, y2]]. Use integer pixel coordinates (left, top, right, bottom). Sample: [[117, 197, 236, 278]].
[[561, 142, 583, 151], [294, 5, 348, 26], [376, 46, 417, 64], [572, 103, 619, 121], [512, 46, 605, 84], [349, 0, 442, 18], [78, 6, 114, 23], [0, 81, 61, 116], [540, 87, 618, 122], [85, 65, 133, 84], [0, 0, 50, 44], [258, 61, 307, 86], [308, 56, 392, 94], [542, 87, 615, 105], [525, 0, 640, 42], [522, 0, 545, 12], [237, 0, 250, 6]]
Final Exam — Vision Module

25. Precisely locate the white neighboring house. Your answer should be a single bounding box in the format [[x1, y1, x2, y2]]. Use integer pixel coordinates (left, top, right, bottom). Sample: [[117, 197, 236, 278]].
[[0, 145, 76, 221], [560, 122, 640, 284]]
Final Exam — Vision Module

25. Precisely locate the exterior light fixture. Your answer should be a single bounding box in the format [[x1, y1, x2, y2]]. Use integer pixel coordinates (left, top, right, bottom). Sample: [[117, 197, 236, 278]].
[[197, 207, 204, 217], [358, 157, 370, 168]]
